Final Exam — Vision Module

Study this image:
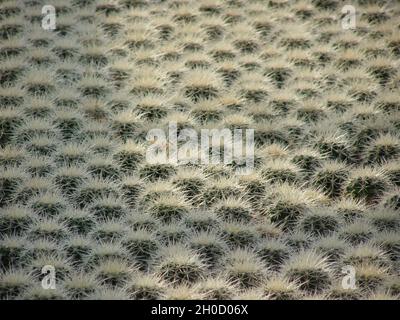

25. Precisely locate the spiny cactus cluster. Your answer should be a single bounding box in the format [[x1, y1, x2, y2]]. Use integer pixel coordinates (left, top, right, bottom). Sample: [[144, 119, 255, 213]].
[[0, 0, 399, 300]]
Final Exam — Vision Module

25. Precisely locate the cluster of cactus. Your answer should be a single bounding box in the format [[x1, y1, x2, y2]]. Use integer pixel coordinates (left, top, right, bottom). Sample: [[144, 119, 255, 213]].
[[0, 0, 399, 300]]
